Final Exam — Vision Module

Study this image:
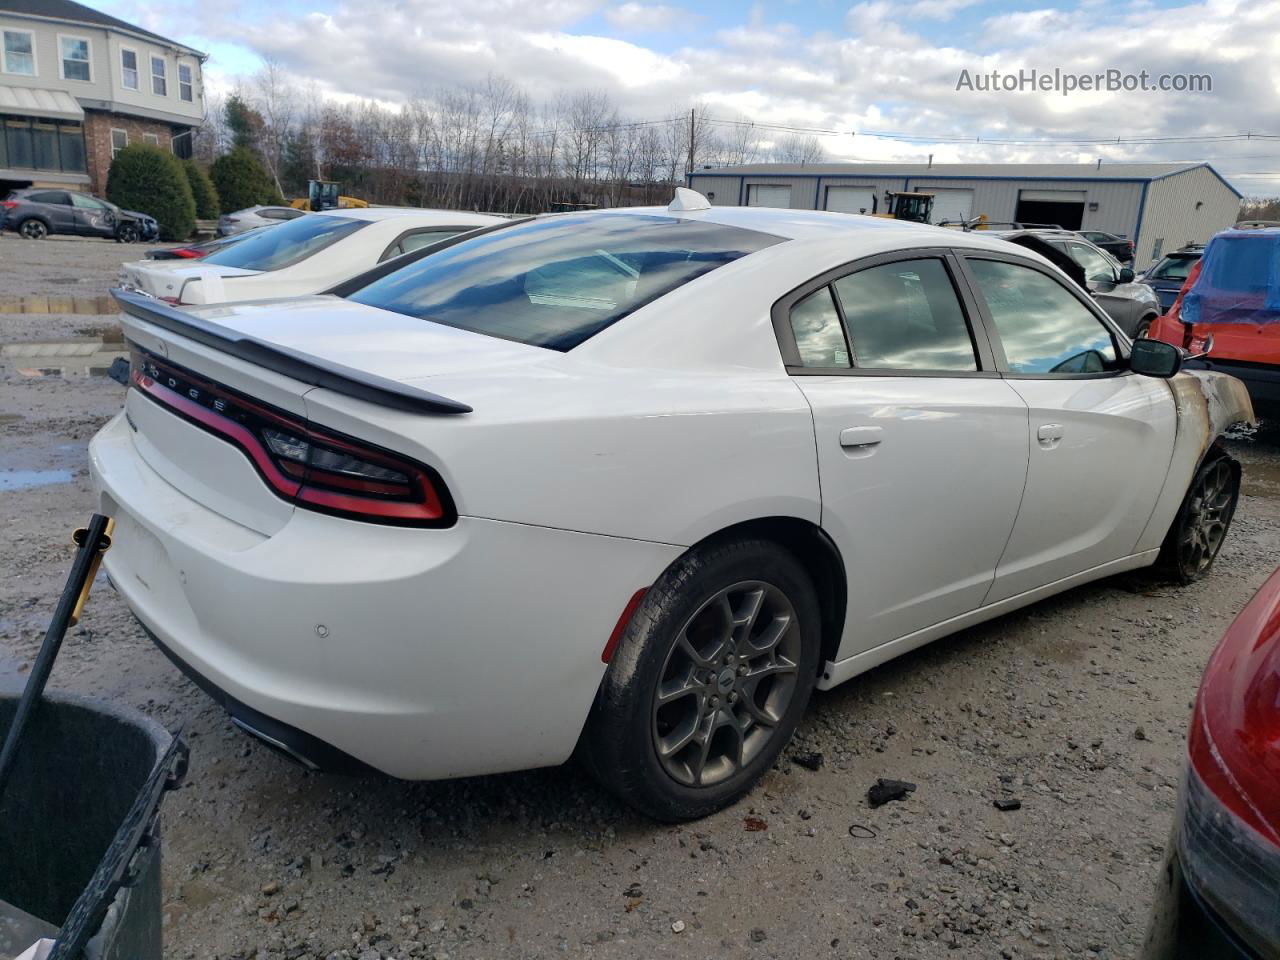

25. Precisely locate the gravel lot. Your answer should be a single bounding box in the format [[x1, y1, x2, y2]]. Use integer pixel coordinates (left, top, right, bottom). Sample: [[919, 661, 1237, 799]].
[[2, 238, 1278, 960]]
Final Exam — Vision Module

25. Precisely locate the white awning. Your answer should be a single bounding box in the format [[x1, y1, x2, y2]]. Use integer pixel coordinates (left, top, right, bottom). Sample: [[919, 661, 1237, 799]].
[[0, 86, 84, 122]]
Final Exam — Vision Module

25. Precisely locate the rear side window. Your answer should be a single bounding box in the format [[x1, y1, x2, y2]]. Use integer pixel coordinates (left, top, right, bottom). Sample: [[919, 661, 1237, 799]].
[[832, 259, 977, 371], [789, 287, 849, 368], [348, 214, 781, 351], [200, 214, 367, 272], [967, 258, 1117, 374]]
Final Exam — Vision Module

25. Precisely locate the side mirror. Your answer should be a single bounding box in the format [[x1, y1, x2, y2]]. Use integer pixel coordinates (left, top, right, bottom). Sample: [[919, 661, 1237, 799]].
[[1129, 338, 1182, 378], [1117, 267, 1135, 283]]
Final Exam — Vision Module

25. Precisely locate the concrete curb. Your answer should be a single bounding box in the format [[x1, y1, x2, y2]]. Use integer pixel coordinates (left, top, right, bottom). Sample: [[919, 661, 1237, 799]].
[[0, 295, 116, 315]]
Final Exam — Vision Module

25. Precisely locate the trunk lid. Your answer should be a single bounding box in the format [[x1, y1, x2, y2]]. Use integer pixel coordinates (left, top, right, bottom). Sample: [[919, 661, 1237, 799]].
[[119, 261, 259, 302], [114, 295, 549, 534]]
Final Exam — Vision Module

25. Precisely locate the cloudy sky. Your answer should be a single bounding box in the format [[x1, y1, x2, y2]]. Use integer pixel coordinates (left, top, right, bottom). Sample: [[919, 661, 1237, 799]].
[[99, 0, 1280, 194]]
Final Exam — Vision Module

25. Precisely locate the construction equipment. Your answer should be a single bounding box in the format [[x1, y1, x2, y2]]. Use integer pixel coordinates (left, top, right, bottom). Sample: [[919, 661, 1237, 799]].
[[289, 180, 368, 212], [875, 191, 935, 223]]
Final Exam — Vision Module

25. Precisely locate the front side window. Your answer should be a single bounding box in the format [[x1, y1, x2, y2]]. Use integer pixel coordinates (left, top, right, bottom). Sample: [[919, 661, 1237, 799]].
[[201, 214, 368, 272], [967, 258, 1118, 375], [121, 49, 138, 89], [178, 63, 193, 102], [150, 56, 167, 96], [60, 37, 90, 82], [348, 214, 782, 351], [3, 30, 34, 75], [110, 128, 128, 159], [832, 259, 977, 371], [1066, 243, 1118, 283], [71, 193, 108, 210]]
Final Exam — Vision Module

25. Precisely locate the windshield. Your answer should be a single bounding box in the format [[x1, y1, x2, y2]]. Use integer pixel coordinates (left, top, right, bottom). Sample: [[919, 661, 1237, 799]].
[[201, 214, 367, 272], [1148, 254, 1198, 281], [347, 213, 782, 350]]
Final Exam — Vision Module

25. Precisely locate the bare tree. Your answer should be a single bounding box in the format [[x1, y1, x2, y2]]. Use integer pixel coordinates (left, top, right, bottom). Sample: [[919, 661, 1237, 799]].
[[254, 57, 296, 196], [769, 133, 826, 165]]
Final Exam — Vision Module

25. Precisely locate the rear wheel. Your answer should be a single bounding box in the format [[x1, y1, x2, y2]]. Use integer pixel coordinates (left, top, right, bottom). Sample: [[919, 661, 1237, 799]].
[[1158, 453, 1240, 584], [580, 538, 821, 821], [18, 219, 47, 240]]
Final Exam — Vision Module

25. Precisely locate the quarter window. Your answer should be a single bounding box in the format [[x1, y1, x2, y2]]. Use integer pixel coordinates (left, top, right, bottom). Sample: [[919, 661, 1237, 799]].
[[178, 63, 193, 102], [151, 56, 167, 96], [60, 37, 91, 82], [121, 49, 138, 89], [967, 259, 1117, 375], [3, 30, 34, 76], [788, 287, 850, 368], [832, 259, 977, 371]]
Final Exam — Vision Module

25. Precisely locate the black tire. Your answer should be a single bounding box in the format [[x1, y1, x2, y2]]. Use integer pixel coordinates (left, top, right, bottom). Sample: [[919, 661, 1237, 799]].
[[1133, 315, 1155, 340], [116, 223, 140, 243], [1157, 452, 1240, 584], [580, 538, 821, 821], [17, 219, 47, 240]]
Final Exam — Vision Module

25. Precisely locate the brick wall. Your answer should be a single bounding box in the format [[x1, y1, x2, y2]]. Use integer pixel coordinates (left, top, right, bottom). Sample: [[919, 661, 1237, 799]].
[[83, 111, 175, 195]]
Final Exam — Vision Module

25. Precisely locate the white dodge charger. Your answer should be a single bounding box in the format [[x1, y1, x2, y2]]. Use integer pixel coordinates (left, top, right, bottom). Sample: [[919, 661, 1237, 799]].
[[118, 207, 504, 306], [90, 190, 1253, 821]]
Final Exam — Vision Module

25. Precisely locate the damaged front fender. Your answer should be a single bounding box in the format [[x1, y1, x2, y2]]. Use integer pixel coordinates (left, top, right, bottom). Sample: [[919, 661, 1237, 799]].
[[1135, 369, 1255, 553]]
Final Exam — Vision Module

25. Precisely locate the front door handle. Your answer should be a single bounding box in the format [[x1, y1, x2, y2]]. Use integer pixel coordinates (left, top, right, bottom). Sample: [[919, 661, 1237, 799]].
[[839, 426, 883, 450]]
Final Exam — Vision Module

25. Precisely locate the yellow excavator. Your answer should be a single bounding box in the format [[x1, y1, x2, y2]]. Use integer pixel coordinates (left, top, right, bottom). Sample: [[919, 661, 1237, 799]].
[[874, 191, 935, 223], [289, 180, 368, 212]]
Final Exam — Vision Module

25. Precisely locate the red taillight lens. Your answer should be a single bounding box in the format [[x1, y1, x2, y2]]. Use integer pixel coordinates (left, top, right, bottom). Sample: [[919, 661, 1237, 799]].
[[1, 201, 17, 210], [1179, 566, 1280, 955], [128, 349, 453, 526], [158, 295, 181, 305], [172, 247, 204, 259]]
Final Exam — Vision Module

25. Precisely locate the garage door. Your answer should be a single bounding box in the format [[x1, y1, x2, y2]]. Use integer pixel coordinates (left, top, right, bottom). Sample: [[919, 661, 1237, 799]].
[[824, 186, 876, 215], [1016, 189, 1086, 230], [927, 188, 973, 225], [746, 184, 792, 208]]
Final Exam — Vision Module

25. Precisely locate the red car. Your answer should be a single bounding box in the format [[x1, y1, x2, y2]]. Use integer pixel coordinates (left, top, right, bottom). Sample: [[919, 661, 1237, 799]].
[[1148, 228, 1280, 422], [1142, 566, 1280, 958]]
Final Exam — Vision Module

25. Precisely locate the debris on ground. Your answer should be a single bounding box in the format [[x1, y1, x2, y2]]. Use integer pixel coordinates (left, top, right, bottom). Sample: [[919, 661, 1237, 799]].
[[867, 778, 917, 808], [993, 797, 1023, 812], [792, 751, 824, 771], [743, 815, 768, 832]]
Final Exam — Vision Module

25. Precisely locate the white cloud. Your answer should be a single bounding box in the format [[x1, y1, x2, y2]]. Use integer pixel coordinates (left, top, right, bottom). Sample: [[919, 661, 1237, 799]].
[[603, 3, 687, 31]]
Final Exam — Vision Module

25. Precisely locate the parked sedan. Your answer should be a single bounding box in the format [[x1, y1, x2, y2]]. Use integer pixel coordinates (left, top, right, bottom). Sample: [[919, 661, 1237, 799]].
[[92, 192, 1254, 821], [989, 228, 1162, 337], [1079, 230, 1134, 263], [120, 208, 503, 305], [217, 204, 306, 236], [1142, 565, 1280, 959], [1, 188, 157, 242]]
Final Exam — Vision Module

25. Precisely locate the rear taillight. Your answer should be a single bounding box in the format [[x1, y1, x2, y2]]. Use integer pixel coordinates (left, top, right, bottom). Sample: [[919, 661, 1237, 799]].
[[1179, 566, 1280, 956], [158, 295, 181, 305], [171, 248, 203, 259], [128, 349, 453, 526], [1, 201, 17, 210]]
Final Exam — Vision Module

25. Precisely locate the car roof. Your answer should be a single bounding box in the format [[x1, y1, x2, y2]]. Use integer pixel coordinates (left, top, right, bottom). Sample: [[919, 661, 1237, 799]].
[[599, 203, 1028, 251], [314, 207, 503, 224]]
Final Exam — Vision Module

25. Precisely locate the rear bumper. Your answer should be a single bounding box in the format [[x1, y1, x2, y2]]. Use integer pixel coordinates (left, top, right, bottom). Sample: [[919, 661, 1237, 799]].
[[90, 411, 681, 780], [1142, 851, 1259, 960]]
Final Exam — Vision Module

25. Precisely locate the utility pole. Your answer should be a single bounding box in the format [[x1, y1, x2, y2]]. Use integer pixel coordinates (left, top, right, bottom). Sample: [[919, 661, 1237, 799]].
[[686, 108, 695, 179]]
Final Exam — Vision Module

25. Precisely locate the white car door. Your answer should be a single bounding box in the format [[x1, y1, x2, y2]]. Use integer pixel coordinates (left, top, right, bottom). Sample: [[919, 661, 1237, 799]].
[[958, 253, 1177, 603], [776, 250, 1031, 655]]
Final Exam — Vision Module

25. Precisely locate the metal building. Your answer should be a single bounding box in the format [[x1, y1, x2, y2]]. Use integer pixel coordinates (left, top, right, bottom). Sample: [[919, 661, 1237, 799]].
[[686, 162, 1241, 266]]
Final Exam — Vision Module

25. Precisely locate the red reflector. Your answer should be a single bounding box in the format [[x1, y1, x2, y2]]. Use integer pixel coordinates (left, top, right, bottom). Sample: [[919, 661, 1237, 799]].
[[602, 589, 648, 664]]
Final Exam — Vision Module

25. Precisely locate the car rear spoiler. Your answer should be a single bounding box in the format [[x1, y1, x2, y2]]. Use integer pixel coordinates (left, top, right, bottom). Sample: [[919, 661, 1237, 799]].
[[110, 288, 472, 415]]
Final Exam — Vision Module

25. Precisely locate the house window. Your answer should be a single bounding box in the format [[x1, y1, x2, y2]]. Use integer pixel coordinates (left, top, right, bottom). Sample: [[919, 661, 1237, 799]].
[[178, 63, 193, 102], [59, 123, 86, 171], [59, 36, 91, 82], [143, 132, 160, 146], [150, 55, 166, 96], [121, 48, 138, 89], [111, 128, 128, 159], [3, 30, 35, 76], [0, 115, 85, 172], [171, 128, 193, 159]]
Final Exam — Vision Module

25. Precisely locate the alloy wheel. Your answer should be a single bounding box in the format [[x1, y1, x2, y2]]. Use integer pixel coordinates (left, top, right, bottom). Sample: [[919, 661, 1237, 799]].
[[652, 581, 802, 788], [19, 220, 46, 240], [1179, 459, 1235, 575]]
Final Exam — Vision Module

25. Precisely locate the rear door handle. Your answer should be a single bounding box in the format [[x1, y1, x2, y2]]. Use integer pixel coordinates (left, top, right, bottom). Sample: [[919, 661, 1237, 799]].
[[1036, 423, 1064, 447], [839, 426, 883, 449]]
